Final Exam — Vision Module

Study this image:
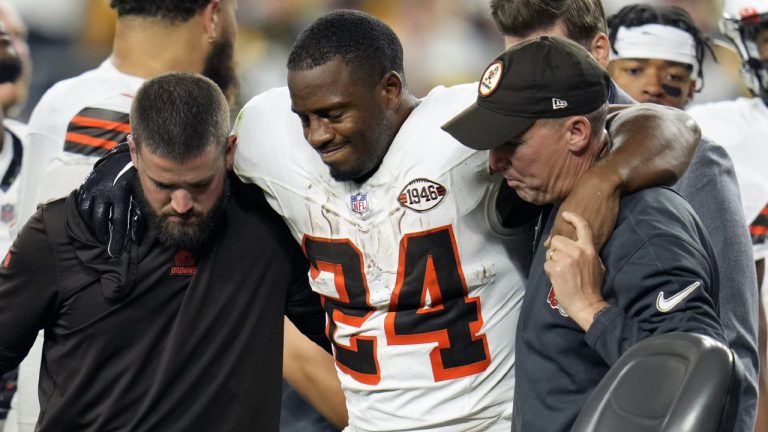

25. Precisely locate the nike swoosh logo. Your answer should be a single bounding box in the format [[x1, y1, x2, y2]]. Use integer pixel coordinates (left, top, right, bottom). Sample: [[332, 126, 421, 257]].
[[656, 281, 701, 313]]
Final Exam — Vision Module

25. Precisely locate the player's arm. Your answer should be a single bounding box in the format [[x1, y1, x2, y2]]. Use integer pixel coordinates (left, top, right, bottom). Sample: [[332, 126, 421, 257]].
[[283, 318, 348, 428], [551, 103, 700, 247], [0, 207, 59, 374]]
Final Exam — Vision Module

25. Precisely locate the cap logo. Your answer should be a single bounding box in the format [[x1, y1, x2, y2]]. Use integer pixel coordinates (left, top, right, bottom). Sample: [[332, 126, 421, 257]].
[[479, 61, 503, 97], [552, 98, 568, 110], [740, 6, 759, 18]]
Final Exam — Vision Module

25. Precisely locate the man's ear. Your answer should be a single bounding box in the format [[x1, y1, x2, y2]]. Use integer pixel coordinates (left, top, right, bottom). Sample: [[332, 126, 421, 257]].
[[380, 71, 404, 110], [202, 0, 221, 41], [225, 134, 237, 170], [565, 116, 592, 154], [589, 33, 611, 69], [128, 134, 139, 166], [687, 79, 696, 103]]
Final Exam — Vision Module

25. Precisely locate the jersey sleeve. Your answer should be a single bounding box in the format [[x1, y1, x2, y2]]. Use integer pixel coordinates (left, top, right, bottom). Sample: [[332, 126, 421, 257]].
[[584, 235, 725, 365], [0, 209, 59, 374], [285, 274, 330, 354]]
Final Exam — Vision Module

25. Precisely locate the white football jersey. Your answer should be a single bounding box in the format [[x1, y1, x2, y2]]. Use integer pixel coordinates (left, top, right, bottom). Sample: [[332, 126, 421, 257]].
[[0, 119, 25, 255], [687, 97, 768, 259], [234, 85, 531, 432], [16, 59, 141, 232]]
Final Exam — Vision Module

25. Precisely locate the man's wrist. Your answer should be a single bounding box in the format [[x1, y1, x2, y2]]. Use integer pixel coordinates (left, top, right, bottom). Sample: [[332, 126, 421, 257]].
[[572, 300, 611, 332]]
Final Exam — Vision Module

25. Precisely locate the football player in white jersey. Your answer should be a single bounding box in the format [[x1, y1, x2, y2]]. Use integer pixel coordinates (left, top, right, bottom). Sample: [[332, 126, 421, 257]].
[[78, 9, 700, 432], [686, 1, 768, 430], [230, 10, 699, 432], [0, 14, 23, 255]]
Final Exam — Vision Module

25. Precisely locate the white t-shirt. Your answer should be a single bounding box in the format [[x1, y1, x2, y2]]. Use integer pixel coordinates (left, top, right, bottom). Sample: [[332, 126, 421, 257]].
[[233, 85, 531, 432], [687, 97, 768, 259]]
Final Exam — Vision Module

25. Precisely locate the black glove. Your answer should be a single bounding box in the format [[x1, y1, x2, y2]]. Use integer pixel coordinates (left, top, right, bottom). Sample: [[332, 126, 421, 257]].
[[76, 142, 140, 257]]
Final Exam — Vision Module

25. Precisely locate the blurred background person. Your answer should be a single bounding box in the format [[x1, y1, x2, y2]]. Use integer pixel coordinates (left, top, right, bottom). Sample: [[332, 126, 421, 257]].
[[606, 3, 713, 109], [0, 0, 26, 428], [686, 1, 768, 430], [605, 0, 752, 105], [0, 0, 30, 119]]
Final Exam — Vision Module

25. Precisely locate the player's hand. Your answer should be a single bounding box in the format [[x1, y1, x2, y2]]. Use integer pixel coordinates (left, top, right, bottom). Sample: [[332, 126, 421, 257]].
[[544, 211, 608, 331], [548, 167, 619, 249], [75, 142, 140, 257]]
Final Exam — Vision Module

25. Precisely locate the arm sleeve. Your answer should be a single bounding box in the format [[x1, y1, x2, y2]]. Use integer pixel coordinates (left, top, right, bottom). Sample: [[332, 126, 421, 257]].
[[285, 272, 330, 354], [0, 209, 59, 374], [585, 235, 725, 365]]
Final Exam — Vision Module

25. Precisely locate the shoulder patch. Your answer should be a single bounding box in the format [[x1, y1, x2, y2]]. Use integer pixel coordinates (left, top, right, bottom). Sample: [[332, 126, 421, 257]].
[[398, 178, 447, 212]]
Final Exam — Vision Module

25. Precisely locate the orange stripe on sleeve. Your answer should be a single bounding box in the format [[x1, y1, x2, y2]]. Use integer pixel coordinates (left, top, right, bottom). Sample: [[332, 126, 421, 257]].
[[65, 132, 119, 150], [70, 115, 131, 134]]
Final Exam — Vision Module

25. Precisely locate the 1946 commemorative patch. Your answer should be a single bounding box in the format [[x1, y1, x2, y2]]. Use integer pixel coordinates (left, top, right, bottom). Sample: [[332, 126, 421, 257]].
[[398, 178, 447, 212]]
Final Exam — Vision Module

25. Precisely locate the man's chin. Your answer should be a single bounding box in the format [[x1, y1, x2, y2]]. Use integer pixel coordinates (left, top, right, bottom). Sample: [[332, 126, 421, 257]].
[[511, 186, 548, 205], [157, 220, 209, 250]]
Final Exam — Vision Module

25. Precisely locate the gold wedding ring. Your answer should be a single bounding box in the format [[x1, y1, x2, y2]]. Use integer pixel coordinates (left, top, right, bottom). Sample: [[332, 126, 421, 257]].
[[547, 249, 555, 260]]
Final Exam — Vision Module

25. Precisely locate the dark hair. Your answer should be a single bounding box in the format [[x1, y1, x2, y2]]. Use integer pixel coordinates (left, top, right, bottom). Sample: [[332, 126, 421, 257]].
[[109, 0, 212, 22], [490, 0, 607, 49], [607, 4, 714, 88], [287, 9, 405, 88], [130, 72, 230, 161]]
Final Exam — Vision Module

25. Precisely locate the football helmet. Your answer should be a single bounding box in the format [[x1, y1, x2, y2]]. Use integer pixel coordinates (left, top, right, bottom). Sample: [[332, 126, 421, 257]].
[[722, 0, 768, 100]]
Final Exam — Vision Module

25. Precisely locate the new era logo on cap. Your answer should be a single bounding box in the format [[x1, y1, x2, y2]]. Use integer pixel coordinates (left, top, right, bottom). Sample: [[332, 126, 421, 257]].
[[552, 98, 568, 110]]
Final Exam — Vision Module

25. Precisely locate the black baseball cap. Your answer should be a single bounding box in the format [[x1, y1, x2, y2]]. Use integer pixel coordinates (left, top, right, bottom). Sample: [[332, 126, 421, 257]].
[[442, 35, 611, 150]]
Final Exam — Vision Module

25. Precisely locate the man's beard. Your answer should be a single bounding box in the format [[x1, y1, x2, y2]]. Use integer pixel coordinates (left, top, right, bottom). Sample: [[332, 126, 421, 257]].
[[202, 36, 239, 105], [0, 54, 22, 84], [329, 116, 392, 183], [135, 176, 230, 251]]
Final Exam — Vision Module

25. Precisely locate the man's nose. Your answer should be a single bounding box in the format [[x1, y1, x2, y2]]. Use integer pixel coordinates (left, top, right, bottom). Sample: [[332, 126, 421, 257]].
[[170, 189, 194, 215], [306, 117, 334, 148], [489, 149, 510, 174]]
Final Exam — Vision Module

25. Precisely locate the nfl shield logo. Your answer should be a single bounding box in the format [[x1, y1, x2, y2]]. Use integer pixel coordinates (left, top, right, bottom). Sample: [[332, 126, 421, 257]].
[[350, 192, 369, 215], [0, 204, 13, 223]]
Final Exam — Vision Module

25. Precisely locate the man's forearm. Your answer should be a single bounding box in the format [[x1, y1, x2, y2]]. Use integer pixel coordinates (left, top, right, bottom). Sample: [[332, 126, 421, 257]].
[[599, 103, 700, 193], [283, 318, 348, 428]]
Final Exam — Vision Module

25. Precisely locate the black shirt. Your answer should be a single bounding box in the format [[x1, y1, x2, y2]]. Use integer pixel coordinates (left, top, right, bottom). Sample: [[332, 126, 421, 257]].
[[0, 177, 327, 431]]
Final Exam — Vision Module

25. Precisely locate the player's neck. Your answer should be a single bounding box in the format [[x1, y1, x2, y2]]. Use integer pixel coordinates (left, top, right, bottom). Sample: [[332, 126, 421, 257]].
[[111, 17, 208, 79]]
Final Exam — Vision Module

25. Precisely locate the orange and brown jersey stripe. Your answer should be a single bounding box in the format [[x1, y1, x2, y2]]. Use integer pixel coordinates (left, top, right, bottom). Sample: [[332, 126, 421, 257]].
[[749, 204, 768, 242], [64, 107, 131, 156]]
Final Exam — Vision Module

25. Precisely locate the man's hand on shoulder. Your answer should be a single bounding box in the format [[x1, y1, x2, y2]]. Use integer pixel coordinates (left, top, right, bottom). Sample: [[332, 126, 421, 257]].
[[549, 165, 621, 249], [545, 211, 609, 332], [76, 142, 139, 257]]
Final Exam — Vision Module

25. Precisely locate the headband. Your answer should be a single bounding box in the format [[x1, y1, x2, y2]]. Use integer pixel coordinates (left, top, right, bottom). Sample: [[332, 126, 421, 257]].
[[610, 23, 698, 77]]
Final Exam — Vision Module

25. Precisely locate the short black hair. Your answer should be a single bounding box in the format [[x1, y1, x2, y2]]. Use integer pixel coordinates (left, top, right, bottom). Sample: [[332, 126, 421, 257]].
[[109, 0, 212, 22], [287, 9, 405, 88], [607, 4, 714, 88], [490, 0, 607, 49], [130, 72, 230, 162]]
